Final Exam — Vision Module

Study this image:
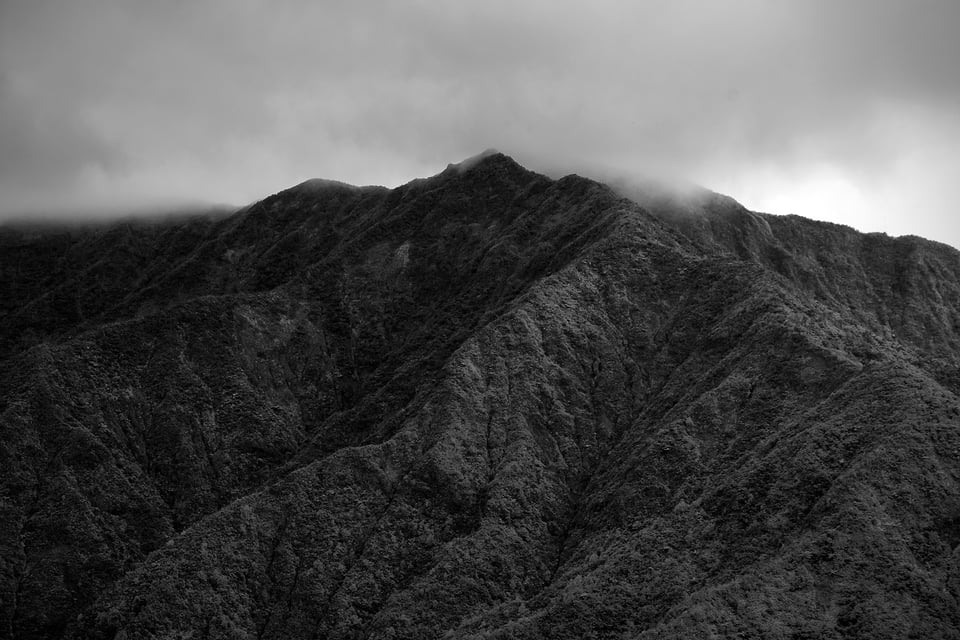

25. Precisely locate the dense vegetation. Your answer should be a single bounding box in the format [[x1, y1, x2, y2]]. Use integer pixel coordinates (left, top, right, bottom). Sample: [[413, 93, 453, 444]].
[[1, 153, 959, 639]]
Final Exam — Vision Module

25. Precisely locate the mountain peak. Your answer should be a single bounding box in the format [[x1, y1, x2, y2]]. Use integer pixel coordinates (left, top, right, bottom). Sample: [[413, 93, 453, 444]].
[[288, 177, 363, 193], [444, 148, 512, 174]]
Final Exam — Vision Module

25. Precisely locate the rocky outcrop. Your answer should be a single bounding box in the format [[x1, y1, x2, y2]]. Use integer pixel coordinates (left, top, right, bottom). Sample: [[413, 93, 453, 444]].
[[1, 153, 959, 639]]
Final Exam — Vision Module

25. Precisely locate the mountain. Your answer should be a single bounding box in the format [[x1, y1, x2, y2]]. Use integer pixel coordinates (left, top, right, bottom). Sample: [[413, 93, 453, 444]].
[[1, 153, 959, 639]]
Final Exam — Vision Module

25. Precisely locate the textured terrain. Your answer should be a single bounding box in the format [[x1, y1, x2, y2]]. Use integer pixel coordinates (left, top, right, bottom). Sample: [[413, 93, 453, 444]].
[[1, 153, 959, 639]]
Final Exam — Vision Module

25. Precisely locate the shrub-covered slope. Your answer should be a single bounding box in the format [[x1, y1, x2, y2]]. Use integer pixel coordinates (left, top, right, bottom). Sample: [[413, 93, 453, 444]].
[[1, 153, 959, 639]]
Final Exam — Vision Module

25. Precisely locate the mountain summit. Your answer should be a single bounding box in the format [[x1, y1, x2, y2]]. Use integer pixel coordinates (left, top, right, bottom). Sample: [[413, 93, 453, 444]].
[[2, 153, 960, 639]]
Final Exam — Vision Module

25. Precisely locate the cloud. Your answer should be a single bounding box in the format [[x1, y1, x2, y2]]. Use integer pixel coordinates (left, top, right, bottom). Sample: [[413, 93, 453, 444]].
[[1, 0, 958, 247]]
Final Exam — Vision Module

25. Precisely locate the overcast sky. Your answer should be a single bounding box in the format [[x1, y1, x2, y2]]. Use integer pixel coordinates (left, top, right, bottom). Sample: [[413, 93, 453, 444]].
[[1, 0, 958, 248]]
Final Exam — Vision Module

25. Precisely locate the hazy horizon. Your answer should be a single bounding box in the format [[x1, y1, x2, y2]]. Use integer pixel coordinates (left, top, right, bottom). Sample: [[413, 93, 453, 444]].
[[2, 1, 959, 249]]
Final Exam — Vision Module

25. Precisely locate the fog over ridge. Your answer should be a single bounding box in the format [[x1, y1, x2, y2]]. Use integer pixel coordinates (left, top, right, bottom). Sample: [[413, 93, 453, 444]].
[[1, 0, 958, 248]]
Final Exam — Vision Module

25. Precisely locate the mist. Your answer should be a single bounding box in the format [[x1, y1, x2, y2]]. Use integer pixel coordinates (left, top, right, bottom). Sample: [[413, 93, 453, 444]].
[[1, 0, 958, 248]]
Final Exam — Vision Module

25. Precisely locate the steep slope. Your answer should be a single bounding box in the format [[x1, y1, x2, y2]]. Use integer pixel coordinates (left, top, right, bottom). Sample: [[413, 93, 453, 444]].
[[0, 155, 625, 637], [612, 178, 960, 385], [1, 154, 959, 639]]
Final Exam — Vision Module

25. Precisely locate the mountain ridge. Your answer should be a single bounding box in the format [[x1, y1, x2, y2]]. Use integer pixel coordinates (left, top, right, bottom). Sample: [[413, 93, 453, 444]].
[[1, 152, 959, 639]]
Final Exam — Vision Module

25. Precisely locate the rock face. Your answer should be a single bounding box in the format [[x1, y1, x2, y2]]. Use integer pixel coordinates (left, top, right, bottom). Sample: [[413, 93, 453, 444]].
[[1, 153, 959, 639]]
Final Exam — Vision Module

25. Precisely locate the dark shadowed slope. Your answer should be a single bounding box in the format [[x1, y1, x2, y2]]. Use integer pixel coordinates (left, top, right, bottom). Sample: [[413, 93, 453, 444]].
[[1, 153, 959, 639]]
